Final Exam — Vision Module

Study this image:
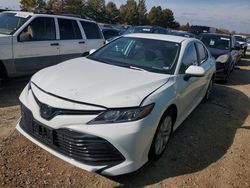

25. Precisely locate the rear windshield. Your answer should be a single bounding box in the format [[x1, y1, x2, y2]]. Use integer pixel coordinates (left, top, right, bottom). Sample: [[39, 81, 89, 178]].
[[201, 35, 231, 50], [0, 12, 30, 35]]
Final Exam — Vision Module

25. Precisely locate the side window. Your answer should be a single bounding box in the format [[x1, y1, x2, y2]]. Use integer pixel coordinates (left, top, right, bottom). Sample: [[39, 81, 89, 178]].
[[58, 19, 82, 40], [80, 21, 102, 39], [196, 42, 207, 64], [19, 17, 56, 41], [179, 43, 198, 74]]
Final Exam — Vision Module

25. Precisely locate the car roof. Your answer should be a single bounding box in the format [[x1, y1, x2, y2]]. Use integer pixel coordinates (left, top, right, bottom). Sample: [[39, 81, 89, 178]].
[[124, 33, 189, 43], [201, 33, 230, 38], [5, 11, 96, 23]]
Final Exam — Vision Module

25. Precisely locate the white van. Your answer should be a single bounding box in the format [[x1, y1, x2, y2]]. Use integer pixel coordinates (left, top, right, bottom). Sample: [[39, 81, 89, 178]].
[[0, 11, 105, 81]]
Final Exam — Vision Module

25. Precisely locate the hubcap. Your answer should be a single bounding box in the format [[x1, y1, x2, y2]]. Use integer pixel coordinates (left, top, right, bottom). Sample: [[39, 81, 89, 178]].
[[155, 116, 172, 155]]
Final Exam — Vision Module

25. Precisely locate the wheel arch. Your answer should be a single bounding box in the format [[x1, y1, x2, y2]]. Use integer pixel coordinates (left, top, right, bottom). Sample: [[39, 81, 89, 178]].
[[0, 60, 8, 79], [163, 104, 178, 126]]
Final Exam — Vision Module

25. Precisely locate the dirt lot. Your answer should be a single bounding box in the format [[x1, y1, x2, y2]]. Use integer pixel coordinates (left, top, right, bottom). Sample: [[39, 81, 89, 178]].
[[0, 55, 250, 188]]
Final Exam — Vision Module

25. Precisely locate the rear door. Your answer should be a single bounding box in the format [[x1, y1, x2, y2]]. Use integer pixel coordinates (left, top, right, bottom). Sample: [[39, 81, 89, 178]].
[[80, 21, 104, 52], [57, 18, 86, 61], [13, 16, 60, 74]]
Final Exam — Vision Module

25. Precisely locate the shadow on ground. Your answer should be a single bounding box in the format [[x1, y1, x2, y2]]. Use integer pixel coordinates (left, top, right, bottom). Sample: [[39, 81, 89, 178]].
[[111, 83, 250, 187], [0, 77, 29, 108]]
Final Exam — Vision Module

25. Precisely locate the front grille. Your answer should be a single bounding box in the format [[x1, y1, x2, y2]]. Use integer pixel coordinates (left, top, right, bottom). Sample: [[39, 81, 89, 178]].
[[20, 104, 125, 166], [32, 92, 104, 120]]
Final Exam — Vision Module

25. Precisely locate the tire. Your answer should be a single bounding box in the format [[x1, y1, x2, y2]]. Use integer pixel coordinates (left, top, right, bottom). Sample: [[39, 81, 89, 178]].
[[202, 78, 213, 102], [148, 110, 174, 161]]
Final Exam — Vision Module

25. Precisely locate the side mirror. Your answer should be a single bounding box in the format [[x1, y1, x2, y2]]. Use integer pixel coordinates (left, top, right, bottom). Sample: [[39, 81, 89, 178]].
[[89, 49, 97, 55], [184, 65, 205, 80]]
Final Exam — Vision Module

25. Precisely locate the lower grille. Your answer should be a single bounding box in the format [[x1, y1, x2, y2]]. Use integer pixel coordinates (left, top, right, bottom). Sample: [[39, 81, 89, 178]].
[[20, 104, 125, 166]]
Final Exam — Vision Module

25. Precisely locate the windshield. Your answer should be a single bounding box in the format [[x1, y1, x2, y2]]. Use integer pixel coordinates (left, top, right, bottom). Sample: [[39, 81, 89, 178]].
[[0, 12, 30, 35], [235, 36, 246, 42], [88, 37, 180, 74], [201, 35, 231, 50]]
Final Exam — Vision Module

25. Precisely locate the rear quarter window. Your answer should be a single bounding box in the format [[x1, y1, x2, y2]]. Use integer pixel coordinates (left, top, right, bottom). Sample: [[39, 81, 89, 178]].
[[80, 21, 102, 39]]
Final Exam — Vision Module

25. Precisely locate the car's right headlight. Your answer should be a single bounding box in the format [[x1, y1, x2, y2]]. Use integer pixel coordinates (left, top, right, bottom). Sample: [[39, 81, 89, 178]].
[[88, 103, 154, 124]]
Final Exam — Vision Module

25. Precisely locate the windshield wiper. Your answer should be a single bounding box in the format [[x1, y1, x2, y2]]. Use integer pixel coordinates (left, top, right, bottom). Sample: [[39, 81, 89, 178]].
[[128, 66, 148, 72]]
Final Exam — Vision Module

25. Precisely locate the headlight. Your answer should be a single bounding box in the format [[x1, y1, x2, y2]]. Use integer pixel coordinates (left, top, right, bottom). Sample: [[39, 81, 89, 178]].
[[88, 103, 154, 124], [216, 54, 229, 64]]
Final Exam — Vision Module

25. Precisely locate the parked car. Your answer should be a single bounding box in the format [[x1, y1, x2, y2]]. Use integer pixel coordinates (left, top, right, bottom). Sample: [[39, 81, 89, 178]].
[[101, 28, 120, 42], [200, 33, 241, 82], [247, 37, 250, 51], [17, 34, 216, 176], [169, 30, 195, 38], [234, 35, 248, 57], [122, 25, 169, 35], [0, 11, 105, 82]]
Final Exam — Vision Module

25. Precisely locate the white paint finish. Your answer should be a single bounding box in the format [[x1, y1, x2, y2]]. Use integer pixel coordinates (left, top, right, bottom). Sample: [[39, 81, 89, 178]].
[[0, 11, 104, 77], [31, 57, 170, 108], [0, 34, 13, 60], [185, 65, 205, 76], [18, 35, 216, 175]]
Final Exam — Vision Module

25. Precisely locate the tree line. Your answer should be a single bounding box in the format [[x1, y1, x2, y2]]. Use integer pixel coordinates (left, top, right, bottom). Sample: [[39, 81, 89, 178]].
[[20, 0, 180, 29]]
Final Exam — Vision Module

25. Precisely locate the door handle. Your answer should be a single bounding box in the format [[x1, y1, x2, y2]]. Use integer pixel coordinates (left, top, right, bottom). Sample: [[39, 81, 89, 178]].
[[50, 43, 59, 46], [78, 41, 85, 44]]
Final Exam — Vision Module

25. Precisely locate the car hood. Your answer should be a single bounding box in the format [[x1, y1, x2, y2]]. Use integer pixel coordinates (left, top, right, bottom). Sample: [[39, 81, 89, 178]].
[[207, 47, 230, 59], [31, 58, 169, 108]]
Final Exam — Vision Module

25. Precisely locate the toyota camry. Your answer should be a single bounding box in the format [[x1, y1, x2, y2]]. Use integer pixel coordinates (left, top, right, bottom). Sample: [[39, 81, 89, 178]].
[[17, 34, 216, 176]]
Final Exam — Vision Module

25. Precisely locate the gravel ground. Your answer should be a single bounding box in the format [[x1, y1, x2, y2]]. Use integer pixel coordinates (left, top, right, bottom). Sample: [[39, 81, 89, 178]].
[[0, 55, 250, 188]]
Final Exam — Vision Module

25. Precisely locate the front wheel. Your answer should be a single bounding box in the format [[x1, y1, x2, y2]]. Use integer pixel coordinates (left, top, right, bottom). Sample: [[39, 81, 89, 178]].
[[149, 111, 173, 161]]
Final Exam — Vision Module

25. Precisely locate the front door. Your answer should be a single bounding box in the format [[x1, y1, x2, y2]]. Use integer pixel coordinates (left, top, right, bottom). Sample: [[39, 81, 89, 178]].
[[175, 42, 205, 117], [13, 17, 60, 74]]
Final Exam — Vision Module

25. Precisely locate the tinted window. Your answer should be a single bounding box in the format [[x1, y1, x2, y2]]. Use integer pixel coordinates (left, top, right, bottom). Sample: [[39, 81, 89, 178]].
[[179, 43, 198, 74], [58, 19, 82, 40], [103, 30, 119, 40], [80, 21, 102, 39], [201, 35, 230, 50], [20, 17, 56, 41], [196, 42, 207, 63]]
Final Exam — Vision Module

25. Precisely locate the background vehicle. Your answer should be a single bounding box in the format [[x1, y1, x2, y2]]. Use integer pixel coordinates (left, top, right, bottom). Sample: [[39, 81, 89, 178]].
[[101, 28, 120, 42], [122, 25, 169, 35], [17, 34, 215, 176], [169, 30, 194, 38], [200, 33, 241, 82], [247, 37, 250, 51], [189, 25, 216, 38], [234, 35, 248, 57], [0, 11, 105, 82]]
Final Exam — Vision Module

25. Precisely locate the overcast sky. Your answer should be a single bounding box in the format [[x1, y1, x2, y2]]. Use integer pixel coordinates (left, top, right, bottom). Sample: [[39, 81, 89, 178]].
[[1, 0, 250, 33]]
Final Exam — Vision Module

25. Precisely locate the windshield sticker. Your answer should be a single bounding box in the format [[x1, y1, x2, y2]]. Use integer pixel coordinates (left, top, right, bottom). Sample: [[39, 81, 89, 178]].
[[210, 40, 215, 46], [142, 28, 151, 31], [15, 13, 29, 18], [221, 37, 230, 41]]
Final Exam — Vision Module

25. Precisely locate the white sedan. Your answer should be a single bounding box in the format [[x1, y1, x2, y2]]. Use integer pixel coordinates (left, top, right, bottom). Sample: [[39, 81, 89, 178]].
[[17, 34, 216, 176]]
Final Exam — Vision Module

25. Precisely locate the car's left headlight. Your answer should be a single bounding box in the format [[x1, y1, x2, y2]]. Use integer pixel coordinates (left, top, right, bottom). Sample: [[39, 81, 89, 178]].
[[216, 54, 229, 64], [88, 103, 154, 124]]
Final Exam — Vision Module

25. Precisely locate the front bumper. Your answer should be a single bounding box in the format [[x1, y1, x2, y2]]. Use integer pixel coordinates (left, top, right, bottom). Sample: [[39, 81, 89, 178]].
[[16, 84, 158, 176]]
